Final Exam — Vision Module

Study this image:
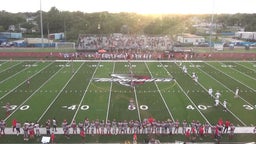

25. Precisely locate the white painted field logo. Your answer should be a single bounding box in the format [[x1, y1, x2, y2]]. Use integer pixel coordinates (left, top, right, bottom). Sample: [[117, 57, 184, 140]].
[[93, 74, 174, 87]]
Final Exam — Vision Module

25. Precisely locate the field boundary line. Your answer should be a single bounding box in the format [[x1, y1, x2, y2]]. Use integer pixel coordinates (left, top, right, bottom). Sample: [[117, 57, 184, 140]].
[[144, 62, 175, 121], [4, 62, 61, 121], [188, 62, 247, 126], [55, 60, 206, 63], [0, 62, 38, 84], [2, 126, 255, 135], [71, 62, 100, 123], [0, 61, 21, 74], [0, 62, 52, 101], [105, 62, 115, 122], [37, 62, 84, 122]]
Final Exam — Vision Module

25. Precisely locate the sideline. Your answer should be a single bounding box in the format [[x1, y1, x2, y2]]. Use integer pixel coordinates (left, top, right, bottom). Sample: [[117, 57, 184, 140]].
[[2, 126, 255, 135]]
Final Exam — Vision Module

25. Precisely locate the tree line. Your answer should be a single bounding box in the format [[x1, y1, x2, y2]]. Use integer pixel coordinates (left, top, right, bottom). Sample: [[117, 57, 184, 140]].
[[0, 7, 256, 42]]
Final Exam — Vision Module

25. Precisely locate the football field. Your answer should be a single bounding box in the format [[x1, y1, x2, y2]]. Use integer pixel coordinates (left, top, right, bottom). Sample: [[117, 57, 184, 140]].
[[0, 60, 255, 127]]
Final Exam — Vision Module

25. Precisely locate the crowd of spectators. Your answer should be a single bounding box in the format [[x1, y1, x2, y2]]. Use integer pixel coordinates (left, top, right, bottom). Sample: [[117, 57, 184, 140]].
[[78, 34, 173, 51], [66, 34, 195, 60]]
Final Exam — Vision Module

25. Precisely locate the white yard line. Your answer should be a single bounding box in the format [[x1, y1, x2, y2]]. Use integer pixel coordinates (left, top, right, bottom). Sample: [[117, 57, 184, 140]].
[[188, 62, 247, 126], [105, 62, 115, 122], [167, 62, 212, 125], [0, 61, 21, 73], [235, 62, 256, 73], [220, 62, 256, 81], [0, 62, 52, 101], [0, 62, 22, 73], [5, 62, 63, 121], [208, 62, 256, 92], [0, 61, 9, 68], [129, 62, 141, 122], [37, 62, 84, 122], [133, 85, 141, 122], [0, 61, 8, 64], [131, 61, 141, 122], [71, 62, 100, 123], [144, 62, 175, 122], [199, 62, 254, 108], [0, 62, 38, 84], [176, 80, 212, 125]]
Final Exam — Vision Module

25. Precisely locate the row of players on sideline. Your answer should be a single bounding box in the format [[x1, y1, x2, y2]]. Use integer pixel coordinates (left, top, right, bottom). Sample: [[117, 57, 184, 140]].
[[2, 117, 256, 141]]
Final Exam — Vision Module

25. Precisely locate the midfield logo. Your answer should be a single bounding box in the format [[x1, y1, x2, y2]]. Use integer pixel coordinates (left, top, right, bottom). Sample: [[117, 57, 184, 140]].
[[93, 74, 174, 87]]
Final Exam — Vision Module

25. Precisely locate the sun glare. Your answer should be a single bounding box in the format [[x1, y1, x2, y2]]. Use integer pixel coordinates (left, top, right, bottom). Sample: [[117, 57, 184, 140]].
[[0, 0, 255, 14]]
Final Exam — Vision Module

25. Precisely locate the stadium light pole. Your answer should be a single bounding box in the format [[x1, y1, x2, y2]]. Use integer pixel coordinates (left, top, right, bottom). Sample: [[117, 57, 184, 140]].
[[40, 0, 44, 48]]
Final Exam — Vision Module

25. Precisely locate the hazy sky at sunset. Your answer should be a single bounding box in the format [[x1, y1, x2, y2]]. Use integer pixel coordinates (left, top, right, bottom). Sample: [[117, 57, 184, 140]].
[[1, 0, 255, 14]]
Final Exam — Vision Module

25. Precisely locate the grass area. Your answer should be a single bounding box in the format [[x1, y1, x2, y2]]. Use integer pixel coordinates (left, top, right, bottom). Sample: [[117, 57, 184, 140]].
[[0, 60, 255, 143]]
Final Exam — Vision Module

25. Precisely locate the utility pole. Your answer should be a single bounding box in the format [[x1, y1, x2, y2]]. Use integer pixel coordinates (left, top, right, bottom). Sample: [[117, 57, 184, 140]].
[[40, 0, 44, 48]]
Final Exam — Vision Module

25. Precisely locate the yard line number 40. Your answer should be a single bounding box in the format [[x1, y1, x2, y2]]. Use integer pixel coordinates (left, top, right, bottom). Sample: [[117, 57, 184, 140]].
[[186, 104, 256, 111]]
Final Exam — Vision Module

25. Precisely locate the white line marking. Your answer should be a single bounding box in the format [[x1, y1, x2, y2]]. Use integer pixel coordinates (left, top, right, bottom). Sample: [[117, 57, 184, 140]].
[[106, 62, 115, 122], [207, 62, 256, 106], [0, 63, 30, 84], [0, 61, 21, 74], [199, 62, 254, 108], [71, 62, 100, 123], [213, 62, 255, 92], [169, 62, 212, 125], [37, 62, 84, 122], [145, 62, 175, 122], [189, 62, 247, 126], [5, 62, 62, 121], [0, 62, 52, 101]]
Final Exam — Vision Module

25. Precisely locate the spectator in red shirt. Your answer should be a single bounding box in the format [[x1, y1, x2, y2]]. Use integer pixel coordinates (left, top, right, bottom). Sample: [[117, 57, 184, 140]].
[[191, 126, 196, 136], [199, 126, 204, 140], [148, 117, 154, 124], [218, 118, 223, 131], [133, 132, 137, 143], [185, 129, 190, 141], [51, 132, 55, 143], [223, 119, 230, 133], [12, 119, 17, 132], [80, 127, 85, 142], [218, 118, 223, 126]]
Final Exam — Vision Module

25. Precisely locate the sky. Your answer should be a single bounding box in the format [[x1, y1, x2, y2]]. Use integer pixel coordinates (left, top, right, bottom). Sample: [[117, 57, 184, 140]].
[[0, 0, 255, 14]]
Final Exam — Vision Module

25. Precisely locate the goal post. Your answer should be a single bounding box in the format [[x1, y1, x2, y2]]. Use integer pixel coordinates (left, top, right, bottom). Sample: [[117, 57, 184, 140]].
[[55, 42, 75, 49]]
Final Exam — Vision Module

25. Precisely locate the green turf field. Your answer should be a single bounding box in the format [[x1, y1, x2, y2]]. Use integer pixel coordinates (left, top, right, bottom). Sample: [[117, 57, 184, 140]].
[[0, 60, 255, 143], [0, 60, 255, 126]]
